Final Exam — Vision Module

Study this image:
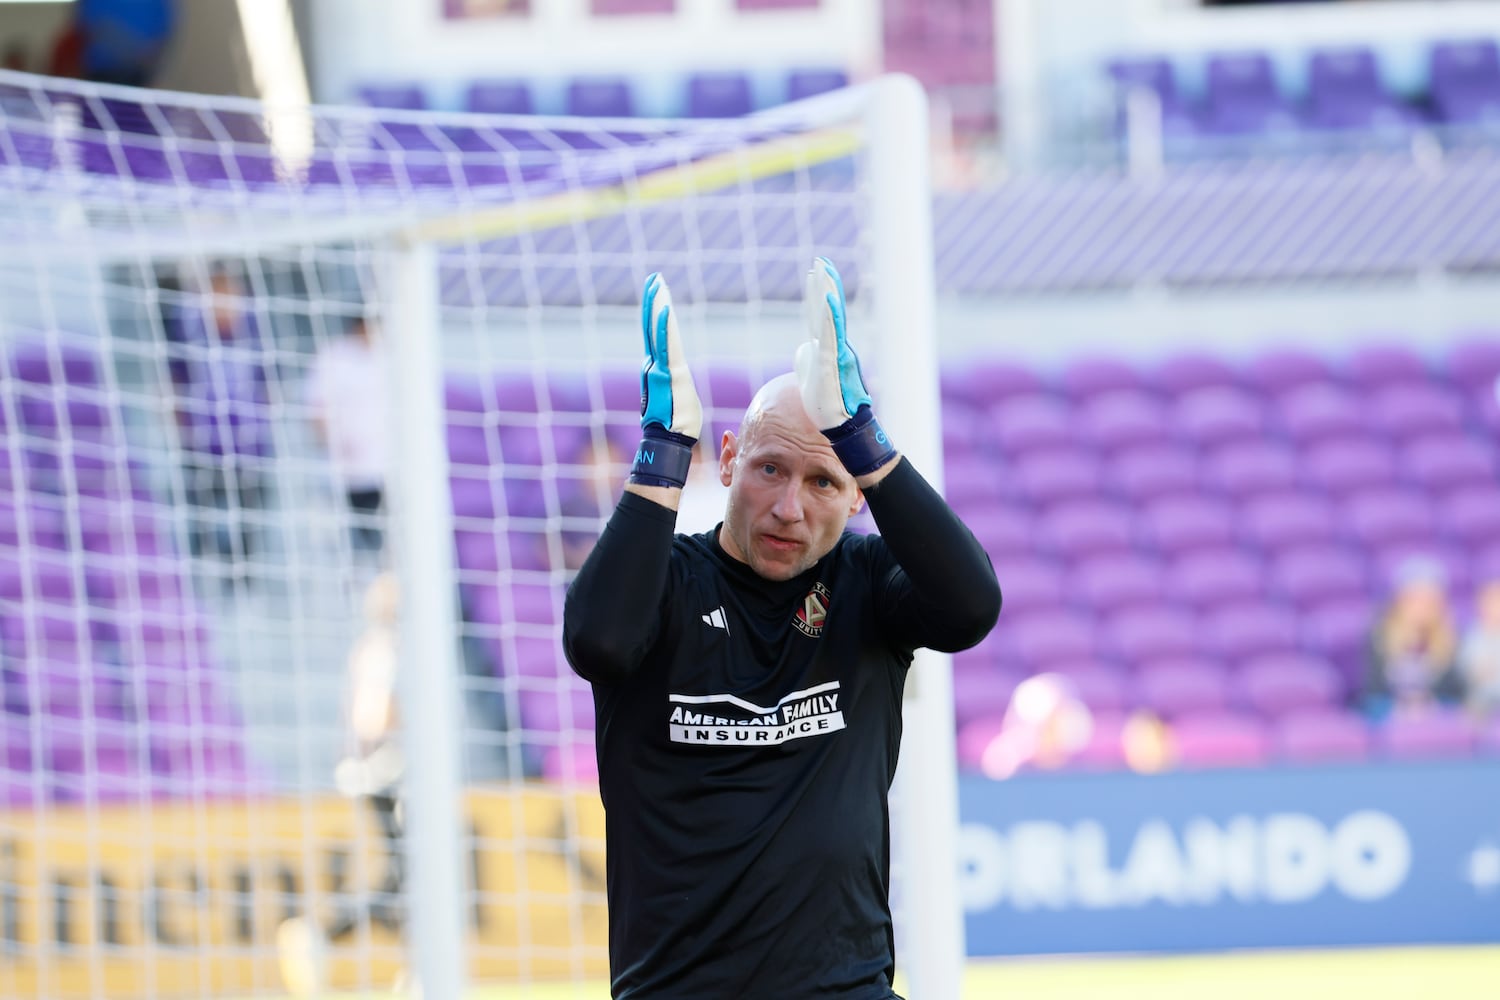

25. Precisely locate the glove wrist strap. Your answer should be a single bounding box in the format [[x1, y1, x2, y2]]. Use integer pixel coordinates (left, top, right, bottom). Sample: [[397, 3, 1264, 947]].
[[825, 406, 897, 478], [629, 427, 696, 489]]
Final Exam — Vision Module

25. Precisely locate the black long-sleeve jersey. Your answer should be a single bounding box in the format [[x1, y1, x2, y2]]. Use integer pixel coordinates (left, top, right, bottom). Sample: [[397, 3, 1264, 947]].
[[563, 458, 1001, 999]]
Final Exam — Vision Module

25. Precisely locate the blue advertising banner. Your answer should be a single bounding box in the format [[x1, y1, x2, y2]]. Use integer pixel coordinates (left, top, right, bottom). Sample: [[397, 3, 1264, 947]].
[[958, 762, 1500, 955]]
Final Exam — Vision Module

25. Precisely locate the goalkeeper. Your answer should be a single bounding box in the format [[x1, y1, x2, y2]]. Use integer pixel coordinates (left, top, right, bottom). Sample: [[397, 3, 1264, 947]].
[[563, 258, 1001, 998]]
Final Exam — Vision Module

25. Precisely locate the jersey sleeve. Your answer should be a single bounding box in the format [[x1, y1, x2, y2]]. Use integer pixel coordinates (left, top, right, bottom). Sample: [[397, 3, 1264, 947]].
[[562, 490, 679, 684], [860, 458, 1002, 653]]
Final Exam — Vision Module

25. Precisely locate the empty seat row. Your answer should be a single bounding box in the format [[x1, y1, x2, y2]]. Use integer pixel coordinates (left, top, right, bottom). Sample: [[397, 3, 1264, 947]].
[[1109, 39, 1500, 139], [357, 68, 849, 119]]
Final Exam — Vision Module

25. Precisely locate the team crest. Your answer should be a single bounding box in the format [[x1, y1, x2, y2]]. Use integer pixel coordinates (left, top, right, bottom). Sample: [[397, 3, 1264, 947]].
[[793, 582, 831, 638]]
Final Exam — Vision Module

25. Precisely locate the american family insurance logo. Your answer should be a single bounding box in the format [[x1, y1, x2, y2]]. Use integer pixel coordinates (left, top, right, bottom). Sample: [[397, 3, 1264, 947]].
[[667, 680, 845, 747]]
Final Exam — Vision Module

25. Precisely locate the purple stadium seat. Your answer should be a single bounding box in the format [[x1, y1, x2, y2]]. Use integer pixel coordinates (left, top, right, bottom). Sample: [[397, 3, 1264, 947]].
[[1167, 548, 1265, 610], [1104, 56, 1200, 141], [1068, 710, 1131, 771], [1059, 664, 1130, 713], [1444, 335, 1500, 391], [1204, 602, 1302, 664], [1077, 391, 1170, 450], [1170, 710, 1272, 769], [1109, 444, 1199, 502], [518, 683, 594, 734], [943, 404, 987, 459], [1441, 485, 1500, 546], [1236, 652, 1344, 717], [1202, 51, 1297, 135], [1173, 387, 1265, 447], [947, 360, 1046, 407], [465, 80, 535, 115], [1040, 500, 1136, 558], [1241, 492, 1340, 550], [1345, 487, 1436, 548], [993, 395, 1073, 454], [357, 83, 427, 111], [1302, 437, 1398, 496], [1429, 39, 1500, 125], [1012, 449, 1102, 506], [1371, 545, 1469, 600], [1011, 609, 1100, 668], [1074, 555, 1165, 613], [686, 72, 755, 118], [9, 341, 101, 385], [1377, 709, 1477, 759], [541, 740, 598, 783], [944, 458, 1006, 509], [1245, 348, 1334, 397], [1141, 496, 1238, 554], [1304, 48, 1422, 132], [1370, 384, 1465, 439], [1271, 544, 1369, 605], [1205, 440, 1301, 497], [952, 661, 1025, 731], [1274, 708, 1372, 764], [998, 558, 1068, 615], [1134, 659, 1231, 719], [966, 506, 1036, 560], [1151, 352, 1240, 396], [786, 68, 850, 102], [1403, 434, 1498, 492], [1107, 606, 1200, 664], [566, 77, 635, 118], [1345, 343, 1431, 388], [1059, 356, 1144, 398], [1278, 383, 1365, 443], [1303, 594, 1378, 691]]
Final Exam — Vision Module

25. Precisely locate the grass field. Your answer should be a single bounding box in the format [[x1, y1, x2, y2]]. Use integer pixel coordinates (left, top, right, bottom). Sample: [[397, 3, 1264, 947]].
[[273, 945, 1500, 999]]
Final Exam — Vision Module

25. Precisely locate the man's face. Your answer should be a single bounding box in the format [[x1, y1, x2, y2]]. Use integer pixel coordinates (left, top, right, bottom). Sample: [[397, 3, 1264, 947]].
[[717, 403, 862, 582]]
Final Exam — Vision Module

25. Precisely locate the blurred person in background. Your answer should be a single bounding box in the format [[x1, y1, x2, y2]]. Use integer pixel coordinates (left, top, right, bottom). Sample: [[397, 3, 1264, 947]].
[[1362, 557, 1464, 721], [279, 571, 406, 996], [166, 264, 273, 574], [978, 672, 1093, 779], [68, 0, 176, 87], [1459, 577, 1500, 723], [306, 314, 389, 561]]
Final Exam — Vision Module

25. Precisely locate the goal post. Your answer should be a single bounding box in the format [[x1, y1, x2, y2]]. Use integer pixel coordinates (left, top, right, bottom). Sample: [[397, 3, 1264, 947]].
[[0, 67, 963, 999]]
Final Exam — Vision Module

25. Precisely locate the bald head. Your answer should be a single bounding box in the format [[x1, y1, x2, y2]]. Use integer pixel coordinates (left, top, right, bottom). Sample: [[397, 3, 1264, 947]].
[[716, 373, 863, 581]]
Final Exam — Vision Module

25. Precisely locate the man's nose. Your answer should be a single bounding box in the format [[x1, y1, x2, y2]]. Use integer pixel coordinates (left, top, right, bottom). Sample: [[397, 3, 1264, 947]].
[[771, 481, 804, 521]]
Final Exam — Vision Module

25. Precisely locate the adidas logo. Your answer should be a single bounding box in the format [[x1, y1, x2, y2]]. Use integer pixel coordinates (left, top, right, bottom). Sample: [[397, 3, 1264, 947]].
[[701, 606, 730, 634]]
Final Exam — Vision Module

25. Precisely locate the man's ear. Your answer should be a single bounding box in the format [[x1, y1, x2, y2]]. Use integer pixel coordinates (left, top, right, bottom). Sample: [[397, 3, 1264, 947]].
[[849, 489, 865, 517], [719, 429, 737, 487]]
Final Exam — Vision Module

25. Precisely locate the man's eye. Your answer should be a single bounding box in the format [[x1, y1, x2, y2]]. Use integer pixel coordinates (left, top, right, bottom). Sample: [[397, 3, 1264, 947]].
[[816, 477, 834, 489], [761, 463, 778, 476]]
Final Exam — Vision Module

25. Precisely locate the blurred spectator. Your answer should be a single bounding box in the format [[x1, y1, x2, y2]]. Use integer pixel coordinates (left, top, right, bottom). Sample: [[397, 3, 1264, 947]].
[[1362, 558, 1464, 720], [70, 0, 177, 87], [305, 315, 389, 559], [1459, 577, 1500, 723], [164, 265, 273, 570], [280, 572, 405, 995], [977, 673, 1094, 779]]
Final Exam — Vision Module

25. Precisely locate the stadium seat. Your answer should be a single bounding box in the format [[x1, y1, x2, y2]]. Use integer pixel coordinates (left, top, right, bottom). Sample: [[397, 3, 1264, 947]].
[[1378, 710, 1478, 759], [1170, 711, 1272, 769], [1245, 347, 1335, 397], [1303, 47, 1423, 132], [1235, 653, 1344, 717], [1073, 555, 1165, 614], [1201, 51, 1298, 135], [1173, 386, 1266, 446], [1402, 434, 1498, 492], [1012, 449, 1103, 506], [1141, 496, 1238, 554], [1205, 440, 1301, 496], [356, 83, 428, 110], [566, 77, 635, 118], [786, 68, 849, 102], [685, 72, 755, 117], [1167, 549, 1265, 611], [1109, 444, 1199, 501], [1040, 500, 1136, 558], [1151, 351, 1241, 396], [1274, 708, 1372, 763], [1134, 659, 1231, 719], [1428, 39, 1500, 125], [1078, 390, 1171, 450], [992, 394, 1073, 454], [465, 79, 535, 115], [1104, 55, 1202, 141], [1302, 437, 1399, 496], [1203, 602, 1302, 664]]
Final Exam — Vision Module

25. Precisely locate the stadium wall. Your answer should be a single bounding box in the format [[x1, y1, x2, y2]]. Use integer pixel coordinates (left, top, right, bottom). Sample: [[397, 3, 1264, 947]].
[[959, 760, 1500, 956]]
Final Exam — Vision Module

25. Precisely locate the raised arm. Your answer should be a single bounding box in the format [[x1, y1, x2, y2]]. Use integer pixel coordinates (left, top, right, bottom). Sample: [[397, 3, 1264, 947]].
[[563, 273, 704, 684], [796, 257, 1000, 649]]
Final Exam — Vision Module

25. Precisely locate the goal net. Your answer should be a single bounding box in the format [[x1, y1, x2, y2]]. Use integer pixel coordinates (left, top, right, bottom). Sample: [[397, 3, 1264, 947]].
[[0, 69, 957, 998]]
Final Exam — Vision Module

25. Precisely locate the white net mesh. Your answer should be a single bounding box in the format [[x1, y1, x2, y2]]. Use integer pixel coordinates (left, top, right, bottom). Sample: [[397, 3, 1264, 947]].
[[0, 70, 938, 998]]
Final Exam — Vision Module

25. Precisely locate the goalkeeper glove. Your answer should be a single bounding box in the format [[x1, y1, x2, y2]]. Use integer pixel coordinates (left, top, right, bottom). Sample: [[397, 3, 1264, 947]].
[[793, 257, 898, 477], [631, 272, 702, 489]]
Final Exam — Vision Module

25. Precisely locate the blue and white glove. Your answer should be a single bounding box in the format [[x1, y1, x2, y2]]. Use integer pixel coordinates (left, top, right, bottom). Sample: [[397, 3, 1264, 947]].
[[794, 257, 898, 477], [631, 272, 702, 489]]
